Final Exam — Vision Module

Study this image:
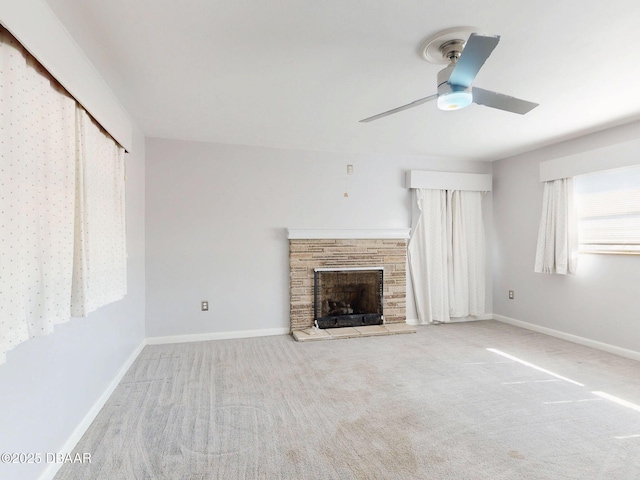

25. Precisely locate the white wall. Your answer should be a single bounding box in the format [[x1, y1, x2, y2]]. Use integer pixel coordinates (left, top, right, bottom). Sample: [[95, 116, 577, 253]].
[[0, 126, 145, 480], [145, 138, 493, 338], [492, 120, 640, 354]]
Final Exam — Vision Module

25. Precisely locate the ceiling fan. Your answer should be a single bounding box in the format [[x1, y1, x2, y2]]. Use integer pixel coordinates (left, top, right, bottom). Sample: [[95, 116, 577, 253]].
[[360, 27, 538, 123]]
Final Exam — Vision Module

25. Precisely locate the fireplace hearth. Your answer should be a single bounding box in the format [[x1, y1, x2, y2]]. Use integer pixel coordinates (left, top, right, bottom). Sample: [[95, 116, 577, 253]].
[[314, 267, 383, 329]]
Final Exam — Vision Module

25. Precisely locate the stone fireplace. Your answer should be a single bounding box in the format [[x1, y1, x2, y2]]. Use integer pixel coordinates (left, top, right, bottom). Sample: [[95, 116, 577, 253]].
[[288, 229, 411, 333]]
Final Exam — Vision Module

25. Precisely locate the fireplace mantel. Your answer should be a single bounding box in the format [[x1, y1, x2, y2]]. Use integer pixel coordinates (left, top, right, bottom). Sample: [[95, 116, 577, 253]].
[[287, 228, 411, 240]]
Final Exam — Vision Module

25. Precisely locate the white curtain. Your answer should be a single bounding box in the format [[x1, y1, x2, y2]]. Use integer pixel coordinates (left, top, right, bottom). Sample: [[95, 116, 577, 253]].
[[534, 178, 578, 274], [71, 107, 127, 317], [0, 27, 127, 364], [0, 28, 77, 363], [408, 189, 486, 324]]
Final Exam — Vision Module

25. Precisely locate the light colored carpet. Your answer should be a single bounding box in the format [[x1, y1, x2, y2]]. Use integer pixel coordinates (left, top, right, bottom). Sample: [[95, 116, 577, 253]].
[[55, 320, 640, 479]]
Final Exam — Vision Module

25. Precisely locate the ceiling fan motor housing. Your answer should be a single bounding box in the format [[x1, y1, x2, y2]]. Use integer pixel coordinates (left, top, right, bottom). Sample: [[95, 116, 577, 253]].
[[436, 64, 472, 110]]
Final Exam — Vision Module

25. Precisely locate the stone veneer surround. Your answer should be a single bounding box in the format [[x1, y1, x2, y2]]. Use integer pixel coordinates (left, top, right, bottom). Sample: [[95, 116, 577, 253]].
[[288, 229, 410, 332]]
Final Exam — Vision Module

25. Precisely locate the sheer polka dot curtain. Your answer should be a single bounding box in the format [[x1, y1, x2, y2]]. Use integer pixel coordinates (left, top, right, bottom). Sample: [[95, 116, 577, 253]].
[[0, 27, 126, 364], [71, 108, 127, 317]]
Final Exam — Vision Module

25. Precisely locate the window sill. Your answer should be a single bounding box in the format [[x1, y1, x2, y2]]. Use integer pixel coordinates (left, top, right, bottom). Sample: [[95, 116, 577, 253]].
[[579, 248, 640, 256]]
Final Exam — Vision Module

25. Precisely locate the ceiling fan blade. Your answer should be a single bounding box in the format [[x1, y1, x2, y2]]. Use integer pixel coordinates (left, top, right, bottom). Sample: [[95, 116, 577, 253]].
[[472, 87, 538, 114], [448, 33, 500, 88], [359, 94, 438, 122]]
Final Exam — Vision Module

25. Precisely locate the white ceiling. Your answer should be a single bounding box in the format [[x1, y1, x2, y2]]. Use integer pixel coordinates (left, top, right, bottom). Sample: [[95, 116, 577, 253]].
[[46, 0, 640, 161]]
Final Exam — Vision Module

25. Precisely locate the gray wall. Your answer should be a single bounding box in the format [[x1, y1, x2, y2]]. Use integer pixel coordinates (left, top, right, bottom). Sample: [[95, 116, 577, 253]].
[[145, 138, 493, 337], [0, 126, 146, 480], [492, 120, 640, 353]]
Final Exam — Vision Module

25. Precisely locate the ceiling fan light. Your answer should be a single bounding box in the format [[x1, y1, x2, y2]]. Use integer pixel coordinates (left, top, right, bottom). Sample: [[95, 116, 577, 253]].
[[437, 90, 473, 111]]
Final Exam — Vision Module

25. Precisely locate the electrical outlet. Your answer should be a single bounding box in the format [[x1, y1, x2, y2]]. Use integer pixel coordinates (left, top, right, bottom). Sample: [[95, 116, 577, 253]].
[[508, 290, 514, 300], [201, 301, 209, 311]]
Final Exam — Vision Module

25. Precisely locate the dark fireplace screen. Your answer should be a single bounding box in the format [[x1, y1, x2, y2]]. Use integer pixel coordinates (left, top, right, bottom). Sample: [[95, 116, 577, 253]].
[[313, 267, 383, 329]]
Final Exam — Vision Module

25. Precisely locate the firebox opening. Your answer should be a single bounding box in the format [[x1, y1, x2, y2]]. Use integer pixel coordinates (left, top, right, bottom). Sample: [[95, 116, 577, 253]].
[[313, 267, 383, 329]]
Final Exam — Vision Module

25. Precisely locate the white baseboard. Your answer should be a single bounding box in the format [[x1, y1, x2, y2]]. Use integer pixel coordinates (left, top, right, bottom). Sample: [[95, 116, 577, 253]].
[[39, 339, 147, 480], [493, 314, 640, 362], [450, 314, 493, 323], [146, 327, 290, 345], [407, 313, 493, 326]]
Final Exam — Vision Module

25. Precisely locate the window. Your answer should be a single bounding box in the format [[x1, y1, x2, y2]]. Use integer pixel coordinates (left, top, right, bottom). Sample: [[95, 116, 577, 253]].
[[574, 165, 640, 254]]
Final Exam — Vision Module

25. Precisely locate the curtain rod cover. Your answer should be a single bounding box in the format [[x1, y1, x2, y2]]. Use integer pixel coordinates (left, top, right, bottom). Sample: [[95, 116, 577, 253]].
[[539, 137, 640, 182], [406, 171, 492, 191]]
